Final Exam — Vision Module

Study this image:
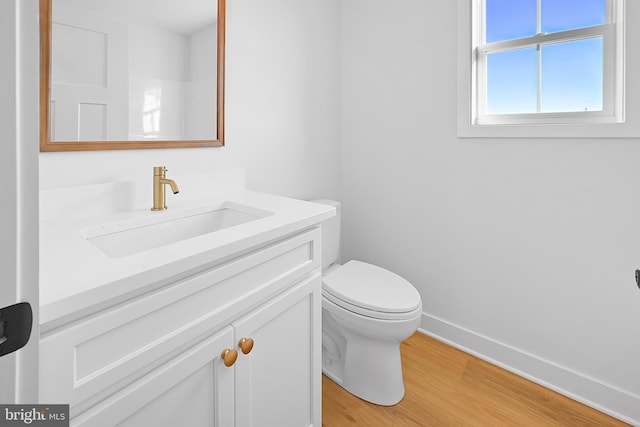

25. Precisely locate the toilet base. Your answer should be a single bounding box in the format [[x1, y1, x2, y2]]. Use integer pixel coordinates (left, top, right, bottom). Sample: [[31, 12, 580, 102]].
[[323, 335, 405, 406]]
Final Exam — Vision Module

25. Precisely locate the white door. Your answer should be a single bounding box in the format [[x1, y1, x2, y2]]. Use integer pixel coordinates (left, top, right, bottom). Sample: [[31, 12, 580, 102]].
[[0, 0, 40, 404], [50, 6, 128, 141]]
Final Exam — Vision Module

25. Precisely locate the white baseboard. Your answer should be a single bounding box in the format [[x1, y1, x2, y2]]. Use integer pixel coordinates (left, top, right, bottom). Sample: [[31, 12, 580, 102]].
[[419, 313, 640, 426]]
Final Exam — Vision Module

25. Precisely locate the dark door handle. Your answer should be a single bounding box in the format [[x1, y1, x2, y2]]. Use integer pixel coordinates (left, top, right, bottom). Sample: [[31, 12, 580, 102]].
[[0, 302, 32, 358]]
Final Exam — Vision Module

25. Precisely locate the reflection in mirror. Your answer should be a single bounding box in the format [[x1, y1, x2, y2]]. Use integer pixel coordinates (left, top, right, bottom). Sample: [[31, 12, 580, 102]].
[[39, 0, 225, 151]]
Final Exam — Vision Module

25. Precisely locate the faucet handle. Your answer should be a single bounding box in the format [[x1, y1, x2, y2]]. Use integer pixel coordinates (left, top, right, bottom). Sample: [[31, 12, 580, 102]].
[[153, 166, 167, 176]]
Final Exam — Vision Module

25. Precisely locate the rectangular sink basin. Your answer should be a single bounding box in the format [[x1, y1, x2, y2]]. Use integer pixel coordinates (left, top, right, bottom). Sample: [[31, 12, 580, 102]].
[[85, 202, 272, 257]]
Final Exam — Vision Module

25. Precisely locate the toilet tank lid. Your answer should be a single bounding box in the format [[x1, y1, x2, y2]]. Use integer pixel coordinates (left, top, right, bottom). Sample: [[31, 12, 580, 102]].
[[310, 199, 341, 213], [323, 260, 421, 313]]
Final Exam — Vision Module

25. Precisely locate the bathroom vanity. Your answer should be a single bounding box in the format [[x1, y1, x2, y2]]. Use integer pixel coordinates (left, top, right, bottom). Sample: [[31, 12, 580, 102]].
[[39, 171, 334, 426]]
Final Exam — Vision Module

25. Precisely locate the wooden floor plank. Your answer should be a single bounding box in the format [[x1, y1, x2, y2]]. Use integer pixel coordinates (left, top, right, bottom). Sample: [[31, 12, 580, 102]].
[[322, 332, 629, 427]]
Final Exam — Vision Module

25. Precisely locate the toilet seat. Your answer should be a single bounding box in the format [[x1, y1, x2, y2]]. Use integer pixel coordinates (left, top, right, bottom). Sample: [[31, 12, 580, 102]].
[[322, 260, 422, 321]]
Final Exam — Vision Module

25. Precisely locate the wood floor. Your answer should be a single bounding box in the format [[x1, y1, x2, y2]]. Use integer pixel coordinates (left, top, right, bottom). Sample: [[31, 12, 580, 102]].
[[322, 332, 629, 427]]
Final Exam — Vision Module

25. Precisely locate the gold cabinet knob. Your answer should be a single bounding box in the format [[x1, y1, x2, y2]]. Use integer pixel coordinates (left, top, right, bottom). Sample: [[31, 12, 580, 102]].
[[221, 349, 238, 367], [238, 338, 254, 354]]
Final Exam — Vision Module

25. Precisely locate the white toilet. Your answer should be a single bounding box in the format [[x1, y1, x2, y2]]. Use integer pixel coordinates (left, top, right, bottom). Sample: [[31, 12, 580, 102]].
[[312, 200, 422, 406]]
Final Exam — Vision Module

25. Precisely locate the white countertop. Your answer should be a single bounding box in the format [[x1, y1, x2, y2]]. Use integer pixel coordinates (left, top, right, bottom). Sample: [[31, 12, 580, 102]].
[[40, 189, 335, 330]]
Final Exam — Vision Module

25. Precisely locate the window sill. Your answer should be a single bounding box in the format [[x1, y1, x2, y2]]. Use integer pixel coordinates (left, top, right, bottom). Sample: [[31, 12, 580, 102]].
[[457, 120, 639, 139]]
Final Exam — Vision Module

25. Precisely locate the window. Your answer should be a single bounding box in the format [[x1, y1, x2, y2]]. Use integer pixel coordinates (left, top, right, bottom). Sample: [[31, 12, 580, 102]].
[[460, 0, 626, 134]]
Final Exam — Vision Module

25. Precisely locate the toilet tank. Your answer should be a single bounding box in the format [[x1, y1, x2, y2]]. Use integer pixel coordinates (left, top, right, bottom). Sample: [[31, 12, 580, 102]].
[[311, 199, 341, 270]]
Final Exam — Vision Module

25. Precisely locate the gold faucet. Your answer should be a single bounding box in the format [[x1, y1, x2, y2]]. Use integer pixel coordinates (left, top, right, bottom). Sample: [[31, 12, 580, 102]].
[[151, 166, 179, 211]]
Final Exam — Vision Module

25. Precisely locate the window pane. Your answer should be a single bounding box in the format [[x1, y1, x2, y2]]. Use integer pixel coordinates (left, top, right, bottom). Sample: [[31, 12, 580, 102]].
[[541, 37, 603, 113], [486, 48, 538, 114], [541, 0, 606, 33], [486, 0, 537, 43]]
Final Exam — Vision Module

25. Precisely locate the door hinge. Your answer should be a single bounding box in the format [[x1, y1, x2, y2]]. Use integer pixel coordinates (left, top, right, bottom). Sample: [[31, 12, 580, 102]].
[[0, 302, 32, 358]]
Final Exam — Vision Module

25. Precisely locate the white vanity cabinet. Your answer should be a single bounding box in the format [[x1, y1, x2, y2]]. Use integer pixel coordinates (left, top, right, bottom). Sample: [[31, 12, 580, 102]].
[[39, 228, 322, 427]]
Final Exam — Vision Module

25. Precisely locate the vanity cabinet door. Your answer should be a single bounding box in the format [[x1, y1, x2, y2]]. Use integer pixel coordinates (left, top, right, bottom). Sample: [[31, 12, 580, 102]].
[[72, 327, 235, 427], [232, 273, 322, 427]]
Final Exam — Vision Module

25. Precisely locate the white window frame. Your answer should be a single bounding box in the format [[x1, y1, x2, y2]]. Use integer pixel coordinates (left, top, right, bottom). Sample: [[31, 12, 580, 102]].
[[457, 0, 637, 138], [477, 3, 617, 125]]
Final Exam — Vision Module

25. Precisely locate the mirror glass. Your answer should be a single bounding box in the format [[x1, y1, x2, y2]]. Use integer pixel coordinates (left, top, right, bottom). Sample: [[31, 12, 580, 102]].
[[40, 0, 225, 151]]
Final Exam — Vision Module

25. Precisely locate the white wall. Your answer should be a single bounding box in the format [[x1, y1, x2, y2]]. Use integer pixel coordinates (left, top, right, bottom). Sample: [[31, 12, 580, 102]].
[[339, 0, 640, 424], [186, 24, 217, 139], [129, 23, 189, 140], [40, 0, 341, 203]]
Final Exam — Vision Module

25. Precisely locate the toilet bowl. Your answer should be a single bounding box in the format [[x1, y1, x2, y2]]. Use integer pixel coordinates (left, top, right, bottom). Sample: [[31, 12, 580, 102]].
[[311, 200, 423, 406]]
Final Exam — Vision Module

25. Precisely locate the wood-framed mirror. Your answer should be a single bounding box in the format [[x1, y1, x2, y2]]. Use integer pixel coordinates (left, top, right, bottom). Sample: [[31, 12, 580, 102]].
[[39, 0, 225, 151]]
